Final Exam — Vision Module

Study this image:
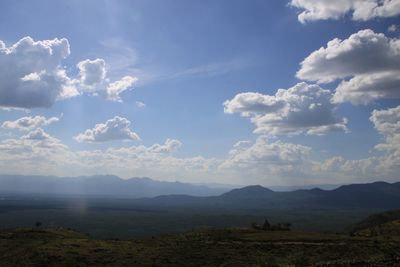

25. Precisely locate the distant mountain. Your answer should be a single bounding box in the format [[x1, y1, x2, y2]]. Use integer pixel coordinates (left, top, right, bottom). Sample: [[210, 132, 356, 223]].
[[0, 174, 229, 198], [138, 181, 400, 210], [221, 185, 274, 199], [314, 181, 400, 208], [268, 184, 342, 192], [1, 175, 399, 211]]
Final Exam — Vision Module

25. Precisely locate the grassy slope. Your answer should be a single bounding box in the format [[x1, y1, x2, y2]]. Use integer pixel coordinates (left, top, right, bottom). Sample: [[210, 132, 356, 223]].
[[355, 220, 400, 237], [351, 209, 400, 232], [1, 228, 399, 266]]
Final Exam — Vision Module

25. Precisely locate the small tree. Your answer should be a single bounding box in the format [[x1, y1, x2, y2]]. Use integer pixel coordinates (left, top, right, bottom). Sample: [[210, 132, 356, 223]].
[[35, 221, 42, 228], [262, 219, 271, 230]]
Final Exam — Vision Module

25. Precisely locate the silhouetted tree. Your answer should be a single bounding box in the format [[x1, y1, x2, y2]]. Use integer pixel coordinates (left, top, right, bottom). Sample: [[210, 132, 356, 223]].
[[262, 219, 271, 230]]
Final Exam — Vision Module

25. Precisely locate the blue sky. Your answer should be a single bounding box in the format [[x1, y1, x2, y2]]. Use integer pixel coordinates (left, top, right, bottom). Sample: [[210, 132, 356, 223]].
[[0, 0, 400, 186]]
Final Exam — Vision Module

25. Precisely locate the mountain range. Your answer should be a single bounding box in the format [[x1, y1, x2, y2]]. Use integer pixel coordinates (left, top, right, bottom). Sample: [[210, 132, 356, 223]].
[[140, 181, 400, 210], [0, 174, 229, 197], [1, 174, 399, 210]]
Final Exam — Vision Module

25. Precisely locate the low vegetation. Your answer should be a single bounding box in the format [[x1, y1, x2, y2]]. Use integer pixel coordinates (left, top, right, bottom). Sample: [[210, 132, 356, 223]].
[[1, 226, 399, 266], [0, 191, 399, 266], [350, 209, 400, 236]]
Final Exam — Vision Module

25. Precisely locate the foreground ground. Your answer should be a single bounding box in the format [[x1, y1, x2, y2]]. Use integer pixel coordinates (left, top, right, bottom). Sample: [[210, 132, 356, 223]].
[[1, 227, 399, 266]]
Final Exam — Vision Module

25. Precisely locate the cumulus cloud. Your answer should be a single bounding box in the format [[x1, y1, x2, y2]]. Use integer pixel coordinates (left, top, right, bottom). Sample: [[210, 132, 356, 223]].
[[297, 30, 399, 83], [76, 58, 137, 101], [290, 0, 400, 23], [224, 82, 348, 135], [0, 128, 77, 176], [0, 131, 221, 182], [2, 115, 59, 130], [314, 105, 400, 181], [0, 37, 138, 108], [105, 76, 137, 101], [221, 136, 311, 170], [370, 105, 400, 152], [0, 37, 78, 108], [21, 128, 53, 141], [315, 155, 381, 181], [148, 138, 182, 153], [74, 116, 140, 143], [1, 116, 400, 184], [334, 71, 400, 105], [77, 58, 106, 86], [73, 139, 220, 182], [388, 24, 398, 32], [297, 29, 400, 104], [75, 58, 137, 101]]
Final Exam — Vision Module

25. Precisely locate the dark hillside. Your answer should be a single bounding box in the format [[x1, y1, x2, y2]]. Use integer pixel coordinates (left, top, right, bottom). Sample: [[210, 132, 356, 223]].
[[350, 209, 400, 236], [1, 227, 399, 266]]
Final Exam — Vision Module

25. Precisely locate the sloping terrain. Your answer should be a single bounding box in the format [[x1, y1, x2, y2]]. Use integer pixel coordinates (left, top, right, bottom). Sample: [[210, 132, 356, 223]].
[[1, 227, 399, 266], [350, 209, 400, 237]]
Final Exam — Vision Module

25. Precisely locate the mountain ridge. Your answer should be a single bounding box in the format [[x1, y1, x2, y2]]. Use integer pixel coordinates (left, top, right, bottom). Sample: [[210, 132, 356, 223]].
[[1, 174, 399, 210], [0, 174, 229, 198], [140, 180, 400, 210]]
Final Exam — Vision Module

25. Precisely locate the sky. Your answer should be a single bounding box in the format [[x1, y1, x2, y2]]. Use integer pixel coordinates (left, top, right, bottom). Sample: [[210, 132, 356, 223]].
[[0, 0, 400, 186]]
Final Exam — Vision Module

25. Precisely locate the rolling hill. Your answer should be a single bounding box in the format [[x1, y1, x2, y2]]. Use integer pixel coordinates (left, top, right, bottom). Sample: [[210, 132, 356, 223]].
[[1, 175, 399, 211], [137, 181, 400, 210], [350, 209, 400, 237]]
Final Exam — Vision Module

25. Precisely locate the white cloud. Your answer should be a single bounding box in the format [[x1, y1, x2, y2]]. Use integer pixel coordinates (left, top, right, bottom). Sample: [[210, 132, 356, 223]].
[[0, 37, 78, 108], [0, 121, 314, 184], [224, 82, 348, 135], [0, 131, 221, 182], [388, 24, 398, 32], [370, 105, 400, 152], [77, 58, 107, 86], [74, 116, 140, 143], [171, 58, 250, 79], [0, 129, 74, 175], [297, 30, 399, 83], [221, 136, 311, 170], [314, 105, 400, 181], [223, 92, 284, 116], [148, 138, 182, 153], [334, 71, 400, 105], [75, 58, 138, 102], [0, 114, 399, 184], [76, 59, 138, 101], [21, 128, 53, 141], [297, 29, 400, 104], [2, 115, 59, 130], [0, 36, 139, 108], [75, 57, 138, 102], [136, 101, 146, 108], [230, 140, 252, 153], [105, 76, 137, 101], [290, 0, 400, 23], [315, 155, 381, 181], [72, 139, 220, 182]]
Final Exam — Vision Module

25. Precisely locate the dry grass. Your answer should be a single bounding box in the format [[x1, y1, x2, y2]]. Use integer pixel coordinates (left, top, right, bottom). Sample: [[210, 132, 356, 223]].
[[0, 227, 399, 266]]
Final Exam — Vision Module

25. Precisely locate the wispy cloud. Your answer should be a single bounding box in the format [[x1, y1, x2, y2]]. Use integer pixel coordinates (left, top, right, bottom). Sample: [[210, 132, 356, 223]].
[[170, 58, 251, 79]]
